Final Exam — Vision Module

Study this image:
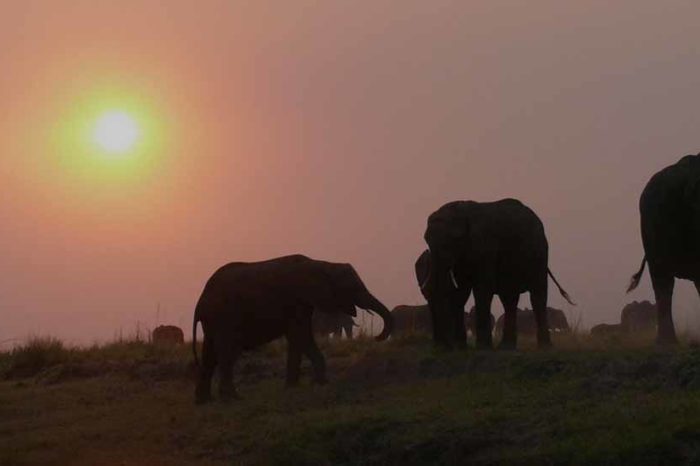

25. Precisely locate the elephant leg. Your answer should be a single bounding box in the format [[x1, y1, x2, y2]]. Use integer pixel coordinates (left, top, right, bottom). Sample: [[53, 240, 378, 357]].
[[303, 338, 327, 385], [451, 287, 470, 348], [651, 270, 677, 345], [473, 289, 494, 349], [217, 337, 240, 401], [285, 333, 303, 387], [428, 304, 443, 344], [530, 281, 551, 349], [346, 325, 353, 339], [195, 336, 217, 404], [287, 309, 327, 385], [429, 268, 455, 347], [498, 293, 519, 350]]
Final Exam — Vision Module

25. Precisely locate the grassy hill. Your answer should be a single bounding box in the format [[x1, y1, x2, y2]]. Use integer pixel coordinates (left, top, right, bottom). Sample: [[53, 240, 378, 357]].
[[2, 333, 700, 465]]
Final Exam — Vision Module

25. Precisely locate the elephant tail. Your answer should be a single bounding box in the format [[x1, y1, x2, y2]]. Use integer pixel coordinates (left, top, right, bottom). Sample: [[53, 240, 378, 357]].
[[192, 312, 200, 369], [627, 256, 647, 293], [547, 268, 576, 305]]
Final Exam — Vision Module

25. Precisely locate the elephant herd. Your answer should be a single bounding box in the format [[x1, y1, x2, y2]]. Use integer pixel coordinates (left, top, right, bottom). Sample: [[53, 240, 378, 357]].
[[191, 154, 700, 403], [590, 300, 658, 337], [389, 305, 569, 339]]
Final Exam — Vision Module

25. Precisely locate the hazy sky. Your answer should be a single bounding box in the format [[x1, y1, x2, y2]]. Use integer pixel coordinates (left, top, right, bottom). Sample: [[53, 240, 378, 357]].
[[3, 1, 700, 344]]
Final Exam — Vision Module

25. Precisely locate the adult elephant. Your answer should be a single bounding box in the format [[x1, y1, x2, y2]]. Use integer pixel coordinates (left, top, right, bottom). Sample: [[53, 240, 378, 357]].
[[389, 304, 432, 336], [620, 300, 657, 332], [313, 311, 357, 339], [192, 255, 393, 403], [494, 307, 570, 337], [627, 154, 700, 344], [421, 199, 574, 349]]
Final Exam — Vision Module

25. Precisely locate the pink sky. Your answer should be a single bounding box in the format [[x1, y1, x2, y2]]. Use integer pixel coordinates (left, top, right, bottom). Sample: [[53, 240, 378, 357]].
[[3, 1, 700, 344]]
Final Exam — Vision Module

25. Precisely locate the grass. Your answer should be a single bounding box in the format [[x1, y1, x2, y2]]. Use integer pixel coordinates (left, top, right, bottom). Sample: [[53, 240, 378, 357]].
[[1, 333, 700, 465]]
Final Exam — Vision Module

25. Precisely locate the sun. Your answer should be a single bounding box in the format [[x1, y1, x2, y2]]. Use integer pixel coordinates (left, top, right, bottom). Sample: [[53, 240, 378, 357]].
[[92, 110, 140, 154]]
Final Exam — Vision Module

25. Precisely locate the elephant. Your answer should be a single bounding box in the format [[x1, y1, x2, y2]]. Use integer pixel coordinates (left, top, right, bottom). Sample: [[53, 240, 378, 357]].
[[421, 199, 575, 349], [152, 325, 184, 345], [620, 300, 657, 332], [494, 307, 570, 337], [191, 255, 393, 403], [544, 307, 571, 332], [627, 154, 700, 344], [590, 323, 625, 337], [313, 311, 357, 339], [389, 304, 432, 336]]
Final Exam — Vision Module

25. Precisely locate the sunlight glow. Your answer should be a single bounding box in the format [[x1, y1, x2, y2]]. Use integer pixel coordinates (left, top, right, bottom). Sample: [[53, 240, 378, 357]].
[[92, 111, 140, 154], [49, 81, 170, 189]]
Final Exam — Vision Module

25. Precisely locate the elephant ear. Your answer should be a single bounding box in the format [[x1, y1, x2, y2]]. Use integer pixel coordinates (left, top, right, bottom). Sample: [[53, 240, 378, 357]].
[[308, 262, 358, 314], [325, 263, 364, 299], [425, 202, 472, 253], [295, 260, 338, 314], [415, 250, 431, 291]]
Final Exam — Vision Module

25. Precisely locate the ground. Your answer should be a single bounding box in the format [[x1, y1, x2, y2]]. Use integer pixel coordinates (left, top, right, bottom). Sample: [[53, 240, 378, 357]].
[[2, 333, 700, 465]]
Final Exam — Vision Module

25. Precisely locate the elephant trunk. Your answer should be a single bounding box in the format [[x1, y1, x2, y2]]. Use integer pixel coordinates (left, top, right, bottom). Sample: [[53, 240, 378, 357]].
[[359, 293, 394, 341]]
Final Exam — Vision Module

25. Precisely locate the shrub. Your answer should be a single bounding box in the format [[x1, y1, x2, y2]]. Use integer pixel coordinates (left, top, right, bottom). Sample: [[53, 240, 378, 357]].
[[3, 337, 68, 378]]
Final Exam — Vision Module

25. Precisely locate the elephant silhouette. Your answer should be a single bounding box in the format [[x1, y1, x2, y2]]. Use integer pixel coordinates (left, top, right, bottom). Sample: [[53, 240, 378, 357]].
[[628, 154, 700, 344]]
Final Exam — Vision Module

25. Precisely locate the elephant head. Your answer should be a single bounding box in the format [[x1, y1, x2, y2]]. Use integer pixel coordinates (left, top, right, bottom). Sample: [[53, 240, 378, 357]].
[[305, 260, 393, 341], [422, 202, 472, 290], [421, 203, 472, 341]]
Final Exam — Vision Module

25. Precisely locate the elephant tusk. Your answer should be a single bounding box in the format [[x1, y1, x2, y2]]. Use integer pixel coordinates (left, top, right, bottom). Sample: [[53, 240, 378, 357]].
[[449, 269, 459, 288]]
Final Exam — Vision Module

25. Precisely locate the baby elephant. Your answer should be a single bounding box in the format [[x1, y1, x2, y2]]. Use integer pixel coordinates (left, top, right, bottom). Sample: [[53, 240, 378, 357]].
[[192, 255, 393, 404], [152, 325, 184, 345]]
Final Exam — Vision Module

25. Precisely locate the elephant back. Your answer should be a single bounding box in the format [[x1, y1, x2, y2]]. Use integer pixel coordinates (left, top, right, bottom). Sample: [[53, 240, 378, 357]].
[[152, 325, 185, 345]]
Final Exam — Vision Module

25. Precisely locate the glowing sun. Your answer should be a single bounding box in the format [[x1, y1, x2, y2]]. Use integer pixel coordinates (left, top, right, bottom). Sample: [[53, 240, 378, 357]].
[[92, 111, 140, 154]]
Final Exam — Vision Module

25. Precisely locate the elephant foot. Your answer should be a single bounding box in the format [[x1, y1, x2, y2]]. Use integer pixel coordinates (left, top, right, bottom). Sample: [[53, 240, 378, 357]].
[[498, 341, 517, 351], [476, 341, 493, 351], [219, 392, 241, 403], [655, 335, 679, 348], [195, 392, 212, 405], [219, 387, 241, 402], [195, 385, 213, 405]]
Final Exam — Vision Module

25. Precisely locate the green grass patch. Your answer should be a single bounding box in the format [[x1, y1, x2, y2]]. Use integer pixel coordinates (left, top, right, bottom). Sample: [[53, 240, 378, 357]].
[[2, 334, 700, 465]]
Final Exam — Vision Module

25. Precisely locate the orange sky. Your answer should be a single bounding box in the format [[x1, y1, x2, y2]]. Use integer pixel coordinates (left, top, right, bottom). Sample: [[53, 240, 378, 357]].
[[3, 1, 700, 344]]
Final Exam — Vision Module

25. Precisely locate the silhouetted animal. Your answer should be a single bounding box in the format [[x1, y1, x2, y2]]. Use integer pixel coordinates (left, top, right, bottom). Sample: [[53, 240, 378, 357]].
[[421, 199, 575, 349], [620, 300, 657, 332], [628, 154, 700, 345], [313, 312, 357, 339], [590, 323, 625, 337], [152, 325, 184, 345], [545, 307, 570, 332], [494, 307, 570, 337], [390, 304, 432, 336], [192, 255, 393, 403], [465, 306, 496, 336]]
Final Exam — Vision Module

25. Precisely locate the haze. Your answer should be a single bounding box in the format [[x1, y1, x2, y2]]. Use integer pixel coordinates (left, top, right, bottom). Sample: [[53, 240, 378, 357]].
[[2, 1, 700, 345]]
